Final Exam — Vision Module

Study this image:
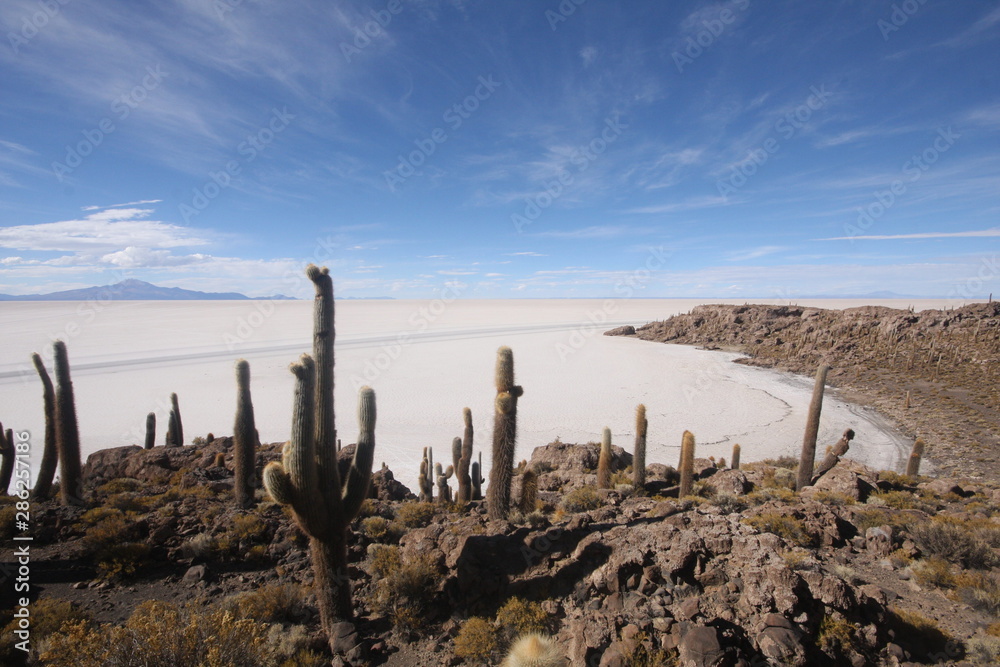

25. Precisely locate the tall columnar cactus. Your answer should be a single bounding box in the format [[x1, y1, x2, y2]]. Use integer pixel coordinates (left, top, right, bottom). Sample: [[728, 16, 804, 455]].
[[263, 356, 376, 654], [471, 452, 484, 501], [456, 408, 474, 503], [519, 467, 538, 514], [633, 404, 647, 489], [678, 430, 695, 498], [170, 392, 183, 446], [435, 461, 454, 503], [30, 352, 58, 499], [418, 447, 434, 501], [731, 443, 741, 470], [906, 438, 925, 477], [796, 365, 830, 491], [233, 359, 257, 509], [53, 340, 83, 506], [0, 426, 13, 495], [597, 427, 612, 489], [487, 346, 523, 521], [144, 412, 156, 450]]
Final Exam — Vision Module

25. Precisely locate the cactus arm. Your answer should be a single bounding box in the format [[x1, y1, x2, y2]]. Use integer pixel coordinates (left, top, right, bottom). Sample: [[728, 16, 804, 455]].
[[340, 386, 376, 521], [307, 264, 341, 512], [263, 462, 295, 505]]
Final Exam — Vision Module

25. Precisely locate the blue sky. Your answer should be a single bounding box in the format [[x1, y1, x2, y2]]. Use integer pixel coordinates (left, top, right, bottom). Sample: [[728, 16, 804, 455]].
[[0, 0, 998, 299]]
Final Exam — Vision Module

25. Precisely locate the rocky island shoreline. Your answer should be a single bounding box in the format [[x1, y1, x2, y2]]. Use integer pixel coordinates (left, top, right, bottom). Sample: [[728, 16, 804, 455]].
[[3, 283, 1000, 667]]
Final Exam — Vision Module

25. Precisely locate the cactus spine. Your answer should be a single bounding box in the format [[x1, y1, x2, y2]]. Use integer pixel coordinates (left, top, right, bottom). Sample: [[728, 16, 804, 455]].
[[597, 427, 612, 489], [487, 346, 523, 521], [144, 412, 156, 450], [0, 426, 12, 495], [471, 452, 484, 501], [906, 438, 925, 477], [30, 352, 58, 499], [456, 408, 474, 503], [731, 443, 741, 470], [53, 341, 84, 506], [633, 404, 647, 489], [234, 359, 257, 509], [678, 430, 695, 498], [796, 364, 829, 491], [262, 265, 376, 656], [501, 633, 568, 667]]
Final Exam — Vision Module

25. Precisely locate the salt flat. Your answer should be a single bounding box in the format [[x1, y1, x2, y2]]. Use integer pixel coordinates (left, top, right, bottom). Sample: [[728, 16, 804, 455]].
[[0, 298, 953, 491]]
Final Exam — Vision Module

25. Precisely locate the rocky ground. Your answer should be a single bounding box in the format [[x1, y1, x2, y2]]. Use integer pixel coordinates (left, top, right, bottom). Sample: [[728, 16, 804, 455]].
[[3, 435, 1000, 666], [606, 301, 1000, 482]]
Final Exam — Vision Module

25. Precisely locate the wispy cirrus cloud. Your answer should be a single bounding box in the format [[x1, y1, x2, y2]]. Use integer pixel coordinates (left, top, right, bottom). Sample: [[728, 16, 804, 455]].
[[817, 229, 1000, 241]]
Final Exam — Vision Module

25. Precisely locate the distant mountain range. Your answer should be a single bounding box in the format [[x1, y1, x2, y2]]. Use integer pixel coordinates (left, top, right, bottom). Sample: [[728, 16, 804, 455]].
[[0, 279, 295, 301]]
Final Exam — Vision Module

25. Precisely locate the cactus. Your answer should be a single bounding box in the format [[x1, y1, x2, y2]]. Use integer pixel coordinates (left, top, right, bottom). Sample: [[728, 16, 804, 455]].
[[678, 430, 695, 498], [597, 427, 612, 489], [731, 443, 741, 470], [53, 341, 84, 506], [436, 461, 454, 503], [213, 452, 226, 468], [418, 447, 434, 501], [264, 357, 376, 654], [633, 404, 647, 489], [30, 353, 58, 499], [261, 265, 376, 656], [233, 359, 257, 509], [0, 426, 12, 495], [796, 365, 829, 491], [718, 457, 727, 468], [906, 438, 925, 477], [144, 412, 156, 450], [501, 633, 567, 667], [471, 452, 484, 501], [456, 408, 474, 503], [812, 429, 854, 480], [169, 392, 183, 446], [487, 346, 523, 521], [519, 467, 538, 513]]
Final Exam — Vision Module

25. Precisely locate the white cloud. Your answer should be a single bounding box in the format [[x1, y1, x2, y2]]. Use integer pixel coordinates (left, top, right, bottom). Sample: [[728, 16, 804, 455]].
[[623, 196, 729, 215], [579, 46, 598, 66], [726, 246, 787, 262], [535, 226, 636, 239], [505, 251, 546, 257], [817, 229, 1000, 241], [0, 207, 209, 252]]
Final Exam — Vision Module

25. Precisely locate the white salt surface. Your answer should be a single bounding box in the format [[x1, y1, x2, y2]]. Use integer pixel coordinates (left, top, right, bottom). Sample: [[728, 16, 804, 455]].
[[0, 298, 951, 491]]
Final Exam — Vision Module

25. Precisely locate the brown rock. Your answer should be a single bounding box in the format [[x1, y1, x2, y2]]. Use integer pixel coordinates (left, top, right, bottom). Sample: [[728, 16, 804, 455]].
[[677, 623, 723, 667]]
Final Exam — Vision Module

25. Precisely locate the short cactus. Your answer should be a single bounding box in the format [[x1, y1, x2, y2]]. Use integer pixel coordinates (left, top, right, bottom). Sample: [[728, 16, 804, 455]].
[[168, 392, 183, 446], [488, 346, 523, 521], [501, 633, 567, 667], [813, 429, 854, 480], [233, 359, 257, 509], [436, 460, 454, 503], [456, 408, 474, 503], [906, 438, 925, 477], [731, 443, 741, 470], [471, 452, 484, 501], [597, 427, 612, 489], [678, 430, 695, 498], [30, 353, 58, 499], [519, 467, 538, 513], [796, 365, 829, 491], [53, 341, 84, 506], [213, 452, 226, 468], [144, 412, 156, 450], [633, 404, 647, 489]]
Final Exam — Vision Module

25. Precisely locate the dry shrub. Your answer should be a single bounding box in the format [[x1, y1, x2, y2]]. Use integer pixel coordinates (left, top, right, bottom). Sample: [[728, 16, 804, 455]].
[[812, 490, 856, 506], [454, 617, 498, 664], [38, 600, 275, 666], [371, 550, 440, 630], [955, 570, 1000, 616], [746, 487, 796, 506], [495, 597, 551, 643], [394, 501, 437, 528], [744, 512, 815, 547], [0, 598, 91, 664], [910, 518, 998, 569], [710, 493, 747, 514], [867, 490, 920, 510], [913, 556, 957, 589], [560, 485, 600, 513], [220, 583, 306, 624]]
